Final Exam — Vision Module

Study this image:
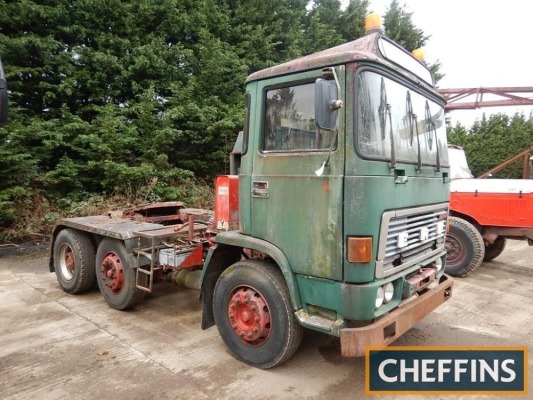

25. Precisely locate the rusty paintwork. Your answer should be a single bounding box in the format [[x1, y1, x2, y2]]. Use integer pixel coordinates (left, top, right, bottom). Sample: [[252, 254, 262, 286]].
[[100, 251, 125, 294], [132, 220, 210, 292], [122, 201, 186, 224], [54, 216, 165, 240], [404, 267, 438, 292], [54, 207, 212, 243], [339, 275, 453, 357], [51, 213, 212, 292], [132, 221, 208, 241], [228, 285, 272, 345], [246, 33, 438, 99], [178, 244, 205, 270], [247, 34, 377, 82], [49, 216, 164, 272]]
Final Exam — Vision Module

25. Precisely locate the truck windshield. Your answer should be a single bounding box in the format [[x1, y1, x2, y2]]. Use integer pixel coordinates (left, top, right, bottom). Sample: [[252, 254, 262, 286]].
[[356, 71, 448, 167]]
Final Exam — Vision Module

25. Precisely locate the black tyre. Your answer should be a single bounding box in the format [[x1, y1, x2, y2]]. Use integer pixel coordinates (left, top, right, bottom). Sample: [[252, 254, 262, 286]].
[[95, 238, 145, 310], [213, 260, 303, 369], [484, 236, 506, 261], [53, 229, 96, 294], [445, 217, 485, 277]]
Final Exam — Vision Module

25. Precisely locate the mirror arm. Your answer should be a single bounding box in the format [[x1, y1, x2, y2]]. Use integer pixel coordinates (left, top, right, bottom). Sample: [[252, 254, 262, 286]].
[[330, 67, 341, 97], [315, 67, 342, 177]]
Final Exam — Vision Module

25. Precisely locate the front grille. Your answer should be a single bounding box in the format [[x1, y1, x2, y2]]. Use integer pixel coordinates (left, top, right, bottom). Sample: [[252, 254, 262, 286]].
[[376, 203, 448, 278]]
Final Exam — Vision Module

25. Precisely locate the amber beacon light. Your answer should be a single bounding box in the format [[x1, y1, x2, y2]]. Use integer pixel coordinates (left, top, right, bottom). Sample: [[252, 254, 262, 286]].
[[412, 48, 426, 63], [365, 13, 383, 34]]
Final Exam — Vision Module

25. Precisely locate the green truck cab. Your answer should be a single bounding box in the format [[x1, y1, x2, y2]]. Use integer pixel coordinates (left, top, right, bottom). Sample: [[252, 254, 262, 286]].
[[200, 16, 453, 368]]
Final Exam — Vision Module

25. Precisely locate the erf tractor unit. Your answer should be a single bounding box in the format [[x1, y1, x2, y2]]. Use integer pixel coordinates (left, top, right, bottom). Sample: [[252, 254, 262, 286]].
[[44, 14, 453, 368]]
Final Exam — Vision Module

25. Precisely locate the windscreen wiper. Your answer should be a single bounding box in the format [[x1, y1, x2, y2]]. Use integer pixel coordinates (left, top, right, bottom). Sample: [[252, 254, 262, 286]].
[[413, 113, 422, 171], [406, 91, 421, 171], [425, 101, 440, 171], [406, 91, 414, 147], [379, 78, 396, 169], [431, 121, 440, 171]]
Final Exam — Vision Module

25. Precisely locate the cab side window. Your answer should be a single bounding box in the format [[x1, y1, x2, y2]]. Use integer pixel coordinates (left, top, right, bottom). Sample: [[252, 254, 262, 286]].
[[263, 83, 334, 152]]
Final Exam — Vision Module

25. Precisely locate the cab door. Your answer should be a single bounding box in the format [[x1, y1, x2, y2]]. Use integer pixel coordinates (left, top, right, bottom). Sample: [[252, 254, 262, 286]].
[[249, 69, 345, 281]]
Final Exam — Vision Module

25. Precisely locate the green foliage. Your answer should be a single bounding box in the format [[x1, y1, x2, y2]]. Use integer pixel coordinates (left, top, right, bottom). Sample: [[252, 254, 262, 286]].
[[338, 0, 368, 42], [447, 113, 533, 178], [383, 0, 428, 51], [0, 193, 16, 226], [302, 0, 344, 54], [0, 0, 439, 239]]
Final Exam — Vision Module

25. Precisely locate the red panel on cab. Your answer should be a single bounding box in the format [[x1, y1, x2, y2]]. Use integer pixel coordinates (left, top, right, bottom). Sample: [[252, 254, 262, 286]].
[[214, 175, 239, 231]]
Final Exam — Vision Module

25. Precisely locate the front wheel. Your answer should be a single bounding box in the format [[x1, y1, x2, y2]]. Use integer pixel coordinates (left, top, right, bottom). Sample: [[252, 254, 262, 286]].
[[484, 236, 506, 261], [213, 260, 303, 369], [95, 238, 145, 310], [445, 217, 485, 277]]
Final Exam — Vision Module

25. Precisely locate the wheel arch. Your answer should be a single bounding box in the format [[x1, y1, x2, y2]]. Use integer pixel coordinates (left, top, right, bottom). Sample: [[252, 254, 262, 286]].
[[449, 210, 483, 232], [200, 232, 302, 330]]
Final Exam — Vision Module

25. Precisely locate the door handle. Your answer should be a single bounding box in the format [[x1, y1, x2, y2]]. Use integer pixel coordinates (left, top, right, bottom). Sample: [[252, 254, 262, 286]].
[[252, 181, 269, 198]]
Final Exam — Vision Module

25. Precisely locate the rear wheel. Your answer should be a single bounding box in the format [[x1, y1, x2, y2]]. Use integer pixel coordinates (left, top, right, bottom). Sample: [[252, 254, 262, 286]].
[[445, 217, 485, 277], [484, 236, 506, 261], [53, 229, 95, 294], [213, 260, 303, 369], [95, 238, 145, 310]]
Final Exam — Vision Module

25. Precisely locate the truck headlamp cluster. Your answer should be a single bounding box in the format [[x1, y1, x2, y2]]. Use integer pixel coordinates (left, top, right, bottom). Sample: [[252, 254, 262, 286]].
[[435, 257, 443, 271], [384, 282, 394, 303], [375, 286, 385, 308], [376, 282, 395, 308]]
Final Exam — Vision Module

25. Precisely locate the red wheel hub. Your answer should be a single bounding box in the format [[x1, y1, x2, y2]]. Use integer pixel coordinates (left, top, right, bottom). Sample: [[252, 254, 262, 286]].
[[228, 286, 271, 346], [64, 250, 75, 273], [445, 235, 464, 266], [100, 252, 124, 293]]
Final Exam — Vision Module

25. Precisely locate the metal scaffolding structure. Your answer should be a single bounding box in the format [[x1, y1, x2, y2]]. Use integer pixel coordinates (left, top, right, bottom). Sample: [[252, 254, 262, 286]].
[[438, 87, 533, 111]]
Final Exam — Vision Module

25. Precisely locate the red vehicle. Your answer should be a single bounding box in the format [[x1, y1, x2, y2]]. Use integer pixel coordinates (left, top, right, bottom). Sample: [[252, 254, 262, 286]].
[[445, 145, 533, 276]]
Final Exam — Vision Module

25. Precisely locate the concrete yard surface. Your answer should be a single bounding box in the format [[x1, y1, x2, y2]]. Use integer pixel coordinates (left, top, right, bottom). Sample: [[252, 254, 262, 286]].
[[0, 240, 531, 399]]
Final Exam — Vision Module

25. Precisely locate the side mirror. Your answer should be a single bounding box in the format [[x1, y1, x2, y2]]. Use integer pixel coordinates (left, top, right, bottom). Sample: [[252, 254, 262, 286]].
[[314, 78, 340, 131], [0, 58, 7, 124]]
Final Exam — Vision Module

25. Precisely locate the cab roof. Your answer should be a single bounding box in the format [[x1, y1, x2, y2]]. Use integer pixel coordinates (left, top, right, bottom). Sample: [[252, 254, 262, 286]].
[[247, 34, 378, 83], [246, 32, 439, 98]]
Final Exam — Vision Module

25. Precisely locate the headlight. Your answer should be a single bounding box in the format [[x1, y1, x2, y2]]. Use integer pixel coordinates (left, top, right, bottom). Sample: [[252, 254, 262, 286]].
[[375, 286, 385, 308], [435, 257, 443, 271], [384, 282, 394, 303]]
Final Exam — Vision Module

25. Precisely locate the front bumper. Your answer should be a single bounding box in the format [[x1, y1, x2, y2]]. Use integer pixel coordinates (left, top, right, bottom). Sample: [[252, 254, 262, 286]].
[[340, 274, 453, 357]]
